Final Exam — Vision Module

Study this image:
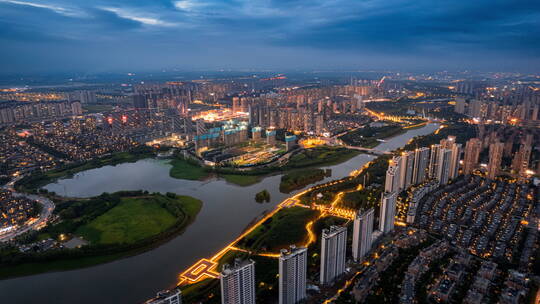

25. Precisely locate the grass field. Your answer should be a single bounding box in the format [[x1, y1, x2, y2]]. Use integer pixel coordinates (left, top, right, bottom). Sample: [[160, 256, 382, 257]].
[[168, 147, 359, 187], [169, 158, 209, 180], [339, 188, 381, 210], [285, 147, 360, 168], [76, 197, 177, 244], [0, 193, 202, 279], [339, 124, 405, 148], [279, 168, 328, 193], [169, 158, 262, 186], [238, 206, 318, 252], [220, 174, 260, 186]]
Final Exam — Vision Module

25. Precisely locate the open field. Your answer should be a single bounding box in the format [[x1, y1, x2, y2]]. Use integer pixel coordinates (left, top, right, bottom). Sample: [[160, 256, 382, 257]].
[[169, 158, 208, 180], [169, 146, 359, 187], [339, 124, 405, 148], [221, 174, 261, 186], [76, 197, 177, 244], [285, 147, 360, 168], [0, 193, 202, 279], [279, 168, 330, 193], [168, 158, 261, 186], [237, 206, 318, 252]]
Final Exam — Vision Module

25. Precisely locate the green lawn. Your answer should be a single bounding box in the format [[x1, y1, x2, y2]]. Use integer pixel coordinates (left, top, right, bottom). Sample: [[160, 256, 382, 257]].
[[279, 169, 329, 193], [168, 147, 359, 187], [340, 188, 381, 210], [220, 174, 260, 186], [169, 158, 209, 180], [169, 158, 263, 186], [238, 207, 318, 252], [339, 124, 405, 148], [285, 147, 360, 168], [177, 195, 204, 217], [0, 193, 202, 279], [75, 195, 202, 245], [76, 197, 177, 244]]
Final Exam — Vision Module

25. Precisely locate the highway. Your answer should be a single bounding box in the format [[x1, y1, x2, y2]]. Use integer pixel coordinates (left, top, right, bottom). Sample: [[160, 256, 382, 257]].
[[0, 177, 55, 242]]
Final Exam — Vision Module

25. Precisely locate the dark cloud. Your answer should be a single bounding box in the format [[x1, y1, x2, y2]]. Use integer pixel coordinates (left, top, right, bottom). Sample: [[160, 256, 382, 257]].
[[0, 0, 538, 73]]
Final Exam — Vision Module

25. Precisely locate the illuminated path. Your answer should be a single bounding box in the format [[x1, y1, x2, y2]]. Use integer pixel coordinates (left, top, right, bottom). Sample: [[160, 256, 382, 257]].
[[178, 162, 372, 285], [178, 186, 314, 284]]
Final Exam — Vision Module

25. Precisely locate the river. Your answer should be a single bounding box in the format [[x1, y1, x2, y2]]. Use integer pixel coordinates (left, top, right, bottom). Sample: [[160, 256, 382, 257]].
[[0, 123, 439, 304]]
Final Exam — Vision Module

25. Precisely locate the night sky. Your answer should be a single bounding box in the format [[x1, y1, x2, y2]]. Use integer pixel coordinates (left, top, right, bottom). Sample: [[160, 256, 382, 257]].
[[1, 0, 539, 73]]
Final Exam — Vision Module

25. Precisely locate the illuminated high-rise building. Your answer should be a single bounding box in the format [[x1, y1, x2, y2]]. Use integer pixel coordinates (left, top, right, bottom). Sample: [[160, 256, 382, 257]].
[[412, 147, 430, 184], [379, 191, 397, 234], [279, 246, 307, 304], [513, 142, 532, 182], [315, 114, 325, 135], [399, 151, 415, 189], [454, 97, 466, 114], [436, 148, 453, 185], [440, 136, 462, 180], [385, 156, 401, 193], [220, 259, 256, 304], [252, 127, 262, 141], [320, 226, 347, 285], [487, 142, 504, 179], [266, 129, 276, 146], [240, 97, 248, 113], [352, 208, 374, 261], [232, 97, 241, 113], [285, 135, 297, 151], [428, 144, 442, 179], [146, 288, 182, 304], [463, 138, 482, 175]]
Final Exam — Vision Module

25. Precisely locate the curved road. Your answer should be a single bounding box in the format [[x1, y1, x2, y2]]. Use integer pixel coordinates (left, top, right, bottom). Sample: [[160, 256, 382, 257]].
[[0, 177, 55, 242]]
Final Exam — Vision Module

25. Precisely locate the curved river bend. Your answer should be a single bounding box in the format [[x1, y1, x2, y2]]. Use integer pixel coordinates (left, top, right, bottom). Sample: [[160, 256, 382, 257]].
[[0, 123, 439, 304]]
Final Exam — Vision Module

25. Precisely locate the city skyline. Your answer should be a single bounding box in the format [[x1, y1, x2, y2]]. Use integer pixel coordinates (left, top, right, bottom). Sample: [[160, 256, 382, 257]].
[[0, 2, 539, 301], [0, 73, 538, 303]]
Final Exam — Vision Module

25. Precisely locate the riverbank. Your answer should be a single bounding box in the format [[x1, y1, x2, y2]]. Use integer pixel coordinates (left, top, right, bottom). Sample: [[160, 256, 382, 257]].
[[181, 207, 348, 303], [0, 123, 441, 304], [279, 168, 330, 193], [168, 147, 360, 187], [0, 192, 202, 279], [339, 124, 407, 148], [179, 124, 447, 302]]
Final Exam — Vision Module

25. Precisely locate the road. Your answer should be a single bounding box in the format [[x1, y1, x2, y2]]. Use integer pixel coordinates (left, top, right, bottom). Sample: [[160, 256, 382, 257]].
[[0, 177, 55, 242]]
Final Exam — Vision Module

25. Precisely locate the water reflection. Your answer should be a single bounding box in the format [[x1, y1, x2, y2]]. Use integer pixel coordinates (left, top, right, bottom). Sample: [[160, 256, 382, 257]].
[[0, 123, 438, 304]]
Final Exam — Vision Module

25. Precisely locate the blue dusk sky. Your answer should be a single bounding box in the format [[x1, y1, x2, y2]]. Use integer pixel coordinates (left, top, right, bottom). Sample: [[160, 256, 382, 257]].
[[0, 0, 539, 73]]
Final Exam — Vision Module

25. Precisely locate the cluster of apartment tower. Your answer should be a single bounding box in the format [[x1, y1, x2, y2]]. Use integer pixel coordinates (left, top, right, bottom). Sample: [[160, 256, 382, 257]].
[[219, 228, 350, 304], [219, 136, 465, 304]]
